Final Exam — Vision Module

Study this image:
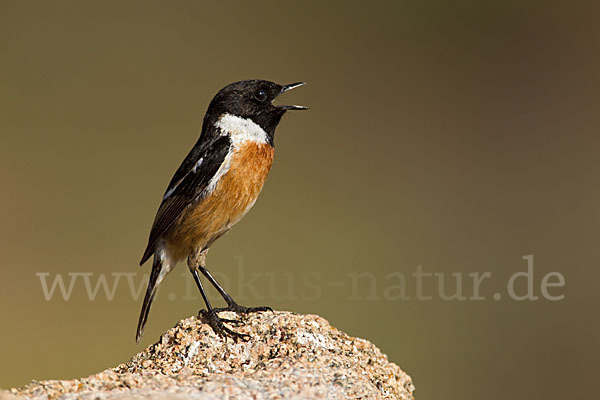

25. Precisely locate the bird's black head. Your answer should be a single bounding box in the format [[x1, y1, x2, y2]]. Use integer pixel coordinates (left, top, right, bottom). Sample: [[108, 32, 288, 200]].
[[203, 80, 307, 144]]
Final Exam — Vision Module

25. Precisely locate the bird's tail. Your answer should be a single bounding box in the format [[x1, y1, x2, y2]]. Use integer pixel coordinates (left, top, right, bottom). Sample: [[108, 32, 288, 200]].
[[136, 254, 163, 343]]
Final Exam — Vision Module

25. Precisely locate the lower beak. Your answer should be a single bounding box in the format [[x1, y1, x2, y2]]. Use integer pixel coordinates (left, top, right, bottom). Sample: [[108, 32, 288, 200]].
[[277, 82, 308, 110]]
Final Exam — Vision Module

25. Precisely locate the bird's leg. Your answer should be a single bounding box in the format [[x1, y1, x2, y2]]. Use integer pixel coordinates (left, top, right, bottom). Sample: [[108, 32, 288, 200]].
[[188, 251, 249, 341], [199, 265, 273, 314]]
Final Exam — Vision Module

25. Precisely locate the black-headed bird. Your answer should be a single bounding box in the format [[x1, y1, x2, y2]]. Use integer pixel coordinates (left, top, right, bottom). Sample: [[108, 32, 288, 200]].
[[136, 80, 306, 343]]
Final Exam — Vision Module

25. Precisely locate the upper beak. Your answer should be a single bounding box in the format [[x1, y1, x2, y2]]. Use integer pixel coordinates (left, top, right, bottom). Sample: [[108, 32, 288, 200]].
[[276, 82, 308, 110]]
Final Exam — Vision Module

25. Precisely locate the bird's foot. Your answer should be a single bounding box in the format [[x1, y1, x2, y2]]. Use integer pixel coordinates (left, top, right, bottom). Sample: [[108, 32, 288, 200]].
[[213, 302, 273, 314], [198, 309, 249, 342]]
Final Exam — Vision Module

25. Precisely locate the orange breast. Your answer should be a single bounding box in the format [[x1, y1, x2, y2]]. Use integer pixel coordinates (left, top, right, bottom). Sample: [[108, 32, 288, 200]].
[[166, 141, 274, 260]]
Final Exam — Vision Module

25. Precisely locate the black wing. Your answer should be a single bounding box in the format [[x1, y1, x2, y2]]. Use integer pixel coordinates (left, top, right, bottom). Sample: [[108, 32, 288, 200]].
[[139, 135, 231, 265]]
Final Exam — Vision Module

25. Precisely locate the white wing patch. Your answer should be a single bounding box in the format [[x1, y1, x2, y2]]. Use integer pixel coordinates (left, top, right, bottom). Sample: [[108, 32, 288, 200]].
[[163, 185, 178, 201], [163, 157, 204, 200], [205, 152, 232, 195], [192, 157, 204, 173]]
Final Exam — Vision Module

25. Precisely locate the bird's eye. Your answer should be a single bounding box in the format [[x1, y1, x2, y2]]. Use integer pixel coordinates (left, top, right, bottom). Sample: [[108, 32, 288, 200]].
[[254, 90, 268, 103]]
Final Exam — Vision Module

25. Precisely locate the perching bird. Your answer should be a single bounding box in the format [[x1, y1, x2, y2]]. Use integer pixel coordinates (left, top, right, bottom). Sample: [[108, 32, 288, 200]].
[[136, 80, 306, 343]]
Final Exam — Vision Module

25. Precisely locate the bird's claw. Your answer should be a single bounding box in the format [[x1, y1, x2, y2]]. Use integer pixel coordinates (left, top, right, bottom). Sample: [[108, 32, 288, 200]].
[[213, 303, 273, 314], [198, 309, 250, 341]]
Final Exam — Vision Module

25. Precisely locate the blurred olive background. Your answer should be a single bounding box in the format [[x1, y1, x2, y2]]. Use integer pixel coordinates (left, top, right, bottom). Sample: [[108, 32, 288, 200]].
[[1, 1, 599, 399]]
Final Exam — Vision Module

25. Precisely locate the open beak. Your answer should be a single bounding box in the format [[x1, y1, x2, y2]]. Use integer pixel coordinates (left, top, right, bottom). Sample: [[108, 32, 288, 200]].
[[276, 82, 308, 110]]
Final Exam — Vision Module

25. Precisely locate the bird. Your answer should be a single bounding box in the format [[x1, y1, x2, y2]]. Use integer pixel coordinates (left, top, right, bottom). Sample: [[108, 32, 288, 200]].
[[136, 79, 307, 343]]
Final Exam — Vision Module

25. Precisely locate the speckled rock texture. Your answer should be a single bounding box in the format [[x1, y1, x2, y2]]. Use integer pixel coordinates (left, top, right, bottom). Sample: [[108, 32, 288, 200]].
[[9, 311, 414, 399]]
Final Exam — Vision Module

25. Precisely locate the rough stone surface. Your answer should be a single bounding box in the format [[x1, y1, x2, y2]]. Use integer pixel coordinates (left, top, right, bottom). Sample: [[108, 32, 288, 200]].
[[9, 311, 414, 399]]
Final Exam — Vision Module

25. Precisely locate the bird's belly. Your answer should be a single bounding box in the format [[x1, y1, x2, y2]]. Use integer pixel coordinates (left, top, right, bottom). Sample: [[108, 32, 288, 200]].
[[166, 141, 274, 260]]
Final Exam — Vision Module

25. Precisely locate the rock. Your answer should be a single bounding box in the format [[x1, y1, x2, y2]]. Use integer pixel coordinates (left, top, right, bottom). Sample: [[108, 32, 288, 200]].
[[0, 392, 23, 400], [10, 311, 415, 399]]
